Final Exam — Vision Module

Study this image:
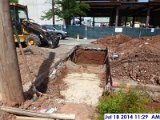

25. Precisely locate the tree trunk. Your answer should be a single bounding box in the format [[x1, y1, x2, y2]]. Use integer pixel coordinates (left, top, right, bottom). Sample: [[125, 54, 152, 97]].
[[65, 18, 71, 26], [0, 0, 24, 106]]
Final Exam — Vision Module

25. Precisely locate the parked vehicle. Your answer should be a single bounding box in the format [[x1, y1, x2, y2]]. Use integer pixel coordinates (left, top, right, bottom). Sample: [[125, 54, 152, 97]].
[[42, 25, 68, 39]]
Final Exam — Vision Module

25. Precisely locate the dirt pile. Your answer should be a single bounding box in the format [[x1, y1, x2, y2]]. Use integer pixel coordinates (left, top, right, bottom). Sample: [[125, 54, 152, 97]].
[[92, 35, 160, 85], [17, 46, 55, 84], [91, 34, 131, 51]]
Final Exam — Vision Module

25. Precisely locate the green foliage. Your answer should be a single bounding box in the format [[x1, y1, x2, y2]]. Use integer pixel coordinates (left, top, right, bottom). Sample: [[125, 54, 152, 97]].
[[41, 0, 90, 20], [10, 0, 18, 3], [97, 90, 150, 120]]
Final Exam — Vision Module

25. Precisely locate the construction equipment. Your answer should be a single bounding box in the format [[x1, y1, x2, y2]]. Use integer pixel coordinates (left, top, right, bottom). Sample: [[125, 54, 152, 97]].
[[10, 3, 59, 48]]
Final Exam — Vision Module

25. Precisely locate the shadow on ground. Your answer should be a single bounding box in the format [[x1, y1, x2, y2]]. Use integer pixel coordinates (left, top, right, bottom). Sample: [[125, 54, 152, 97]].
[[24, 52, 55, 100]]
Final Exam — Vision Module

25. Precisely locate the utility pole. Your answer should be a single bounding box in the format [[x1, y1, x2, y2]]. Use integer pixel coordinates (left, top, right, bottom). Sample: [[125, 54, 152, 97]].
[[0, 0, 24, 106], [52, 0, 55, 25]]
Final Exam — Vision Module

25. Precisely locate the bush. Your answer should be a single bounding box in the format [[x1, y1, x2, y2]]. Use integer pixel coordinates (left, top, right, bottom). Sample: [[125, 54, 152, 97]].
[[97, 89, 150, 120]]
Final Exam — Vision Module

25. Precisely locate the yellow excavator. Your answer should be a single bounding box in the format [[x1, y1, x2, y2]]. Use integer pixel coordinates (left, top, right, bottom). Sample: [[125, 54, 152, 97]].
[[10, 3, 59, 48]]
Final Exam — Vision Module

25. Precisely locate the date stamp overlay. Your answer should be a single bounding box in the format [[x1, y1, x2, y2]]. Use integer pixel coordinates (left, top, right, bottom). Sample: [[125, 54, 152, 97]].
[[104, 114, 160, 120]]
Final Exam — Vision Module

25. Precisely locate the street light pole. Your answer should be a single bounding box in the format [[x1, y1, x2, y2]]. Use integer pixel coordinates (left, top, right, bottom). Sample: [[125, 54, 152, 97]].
[[52, 0, 55, 25]]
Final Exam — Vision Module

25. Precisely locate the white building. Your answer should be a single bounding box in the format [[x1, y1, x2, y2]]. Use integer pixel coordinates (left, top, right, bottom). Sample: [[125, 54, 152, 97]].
[[19, 0, 63, 25]]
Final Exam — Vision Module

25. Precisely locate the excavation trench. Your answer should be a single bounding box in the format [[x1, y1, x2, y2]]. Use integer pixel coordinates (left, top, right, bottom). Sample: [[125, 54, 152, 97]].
[[62, 47, 109, 106], [36, 45, 109, 106]]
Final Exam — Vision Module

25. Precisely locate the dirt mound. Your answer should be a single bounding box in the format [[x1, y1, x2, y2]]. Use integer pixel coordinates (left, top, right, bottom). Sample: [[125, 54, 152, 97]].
[[91, 34, 131, 48], [17, 46, 55, 84], [92, 35, 160, 85]]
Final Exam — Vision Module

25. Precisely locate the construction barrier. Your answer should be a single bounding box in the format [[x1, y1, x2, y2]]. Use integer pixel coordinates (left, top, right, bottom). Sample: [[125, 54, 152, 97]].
[[53, 25, 160, 39]]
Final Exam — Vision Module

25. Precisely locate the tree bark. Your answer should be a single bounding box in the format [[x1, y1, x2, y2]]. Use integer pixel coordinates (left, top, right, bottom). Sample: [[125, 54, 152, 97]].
[[0, 0, 24, 106]]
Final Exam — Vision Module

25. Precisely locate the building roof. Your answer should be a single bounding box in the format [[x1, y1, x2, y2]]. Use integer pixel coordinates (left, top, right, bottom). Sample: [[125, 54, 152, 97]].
[[80, 0, 160, 17]]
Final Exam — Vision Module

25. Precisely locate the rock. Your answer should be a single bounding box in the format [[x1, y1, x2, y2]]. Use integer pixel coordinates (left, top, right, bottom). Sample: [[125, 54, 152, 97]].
[[111, 53, 119, 60], [154, 76, 160, 85]]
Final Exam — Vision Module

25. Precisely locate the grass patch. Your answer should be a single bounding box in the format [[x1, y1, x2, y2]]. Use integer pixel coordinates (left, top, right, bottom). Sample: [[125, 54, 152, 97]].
[[97, 89, 151, 120]]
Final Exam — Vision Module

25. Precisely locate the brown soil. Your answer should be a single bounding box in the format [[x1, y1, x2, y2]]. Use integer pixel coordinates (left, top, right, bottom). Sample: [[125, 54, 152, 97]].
[[2, 35, 160, 119], [71, 49, 106, 65], [145, 102, 160, 112], [0, 46, 57, 120], [20, 61, 105, 120], [91, 34, 131, 52], [0, 102, 15, 120], [59, 103, 96, 120], [20, 67, 68, 112], [17, 46, 55, 85], [0, 110, 15, 120], [1, 45, 105, 120], [92, 34, 160, 85]]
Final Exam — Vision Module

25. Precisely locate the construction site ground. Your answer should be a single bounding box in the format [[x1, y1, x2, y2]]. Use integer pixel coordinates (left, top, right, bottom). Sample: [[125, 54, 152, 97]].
[[1, 36, 160, 120], [0, 42, 102, 120], [19, 43, 105, 120], [92, 35, 160, 86]]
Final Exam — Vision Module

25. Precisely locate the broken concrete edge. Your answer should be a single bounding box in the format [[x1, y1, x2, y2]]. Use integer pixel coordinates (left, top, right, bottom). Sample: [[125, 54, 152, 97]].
[[112, 83, 160, 102], [112, 82, 160, 92], [23, 44, 108, 92], [77, 44, 107, 51]]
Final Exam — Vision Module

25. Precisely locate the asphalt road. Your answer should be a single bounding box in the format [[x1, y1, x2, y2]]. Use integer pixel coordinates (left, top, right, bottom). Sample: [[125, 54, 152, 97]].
[[59, 37, 96, 45]]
